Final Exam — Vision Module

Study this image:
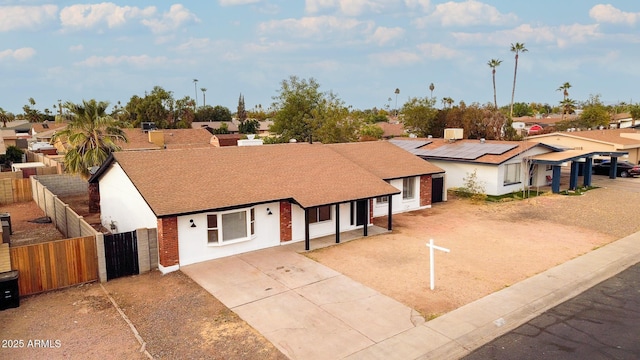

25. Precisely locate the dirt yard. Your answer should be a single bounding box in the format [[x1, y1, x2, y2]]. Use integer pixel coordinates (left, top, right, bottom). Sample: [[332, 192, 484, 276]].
[[1, 180, 639, 358], [306, 186, 640, 319]]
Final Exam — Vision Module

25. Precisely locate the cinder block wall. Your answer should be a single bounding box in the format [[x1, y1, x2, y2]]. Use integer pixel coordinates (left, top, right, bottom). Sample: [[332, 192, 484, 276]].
[[35, 174, 87, 196]]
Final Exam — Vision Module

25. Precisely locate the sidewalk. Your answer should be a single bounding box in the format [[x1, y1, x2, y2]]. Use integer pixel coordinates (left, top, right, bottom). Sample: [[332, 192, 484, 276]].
[[182, 230, 640, 360], [347, 230, 640, 360]]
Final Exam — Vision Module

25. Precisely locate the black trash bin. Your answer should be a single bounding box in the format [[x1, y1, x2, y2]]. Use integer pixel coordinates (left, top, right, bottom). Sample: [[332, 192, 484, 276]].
[[0, 270, 19, 310], [0, 213, 11, 235]]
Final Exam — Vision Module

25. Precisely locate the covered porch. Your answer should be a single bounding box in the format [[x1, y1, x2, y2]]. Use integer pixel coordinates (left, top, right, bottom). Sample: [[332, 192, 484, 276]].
[[530, 150, 628, 193]]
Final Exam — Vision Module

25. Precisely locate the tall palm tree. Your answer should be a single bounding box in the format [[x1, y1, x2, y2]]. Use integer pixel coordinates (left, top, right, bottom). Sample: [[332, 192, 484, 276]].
[[509, 42, 528, 118], [429, 83, 435, 99], [488, 59, 503, 109], [193, 78, 199, 109], [53, 99, 127, 179], [394, 88, 400, 116], [201, 88, 207, 107], [557, 82, 572, 120]]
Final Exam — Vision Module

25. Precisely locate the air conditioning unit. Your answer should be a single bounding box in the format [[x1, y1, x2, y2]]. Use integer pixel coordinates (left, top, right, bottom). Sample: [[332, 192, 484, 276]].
[[444, 128, 464, 140]]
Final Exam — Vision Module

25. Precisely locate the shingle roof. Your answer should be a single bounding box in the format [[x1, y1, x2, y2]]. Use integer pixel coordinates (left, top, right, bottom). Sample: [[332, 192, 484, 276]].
[[119, 128, 213, 150], [391, 138, 554, 165], [107, 143, 406, 217], [327, 141, 444, 179], [528, 128, 640, 147]]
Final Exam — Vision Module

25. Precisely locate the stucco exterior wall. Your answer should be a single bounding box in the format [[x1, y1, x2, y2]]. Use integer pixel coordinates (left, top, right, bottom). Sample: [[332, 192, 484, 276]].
[[372, 177, 422, 217], [291, 203, 360, 242], [99, 163, 157, 232]]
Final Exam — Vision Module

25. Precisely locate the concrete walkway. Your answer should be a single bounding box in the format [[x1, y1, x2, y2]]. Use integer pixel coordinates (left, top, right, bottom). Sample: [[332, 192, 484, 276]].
[[182, 230, 640, 360]]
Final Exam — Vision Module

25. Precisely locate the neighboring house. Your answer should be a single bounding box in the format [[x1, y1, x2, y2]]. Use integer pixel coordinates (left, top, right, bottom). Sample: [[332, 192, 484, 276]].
[[390, 138, 564, 196], [528, 128, 640, 164], [609, 112, 635, 129], [375, 122, 405, 138], [89, 141, 443, 273], [210, 134, 241, 147], [192, 121, 240, 134], [119, 128, 214, 151], [30, 121, 67, 142]]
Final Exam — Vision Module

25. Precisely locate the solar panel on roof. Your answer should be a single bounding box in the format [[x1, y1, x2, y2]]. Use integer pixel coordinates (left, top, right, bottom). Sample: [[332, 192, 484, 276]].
[[388, 139, 432, 153], [423, 142, 517, 160]]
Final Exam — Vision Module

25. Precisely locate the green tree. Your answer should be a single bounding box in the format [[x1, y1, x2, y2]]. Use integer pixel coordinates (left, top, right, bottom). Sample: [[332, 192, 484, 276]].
[[579, 94, 610, 129], [0, 107, 14, 127], [210, 105, 232, 122], [237, 94, 247, 124], [239, 119, 260, 134], [359, 123, 384, 140], [124, 86, 174, 128], [511, 102, 533, 117], [271, 76, 351, 143], [630, 104, 640, 127], [402, 96, 438, 137], [509, 42, 528, 118], [53, 99, 127, 179], [487, 59, 502, 109], [557, 82, 572, 120], [0, 145, 24, 169]]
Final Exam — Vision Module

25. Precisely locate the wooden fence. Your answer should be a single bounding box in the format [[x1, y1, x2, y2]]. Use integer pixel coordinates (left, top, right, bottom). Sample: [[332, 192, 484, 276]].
[[10, 236, 98, 296], [0, 178, 32, 204]]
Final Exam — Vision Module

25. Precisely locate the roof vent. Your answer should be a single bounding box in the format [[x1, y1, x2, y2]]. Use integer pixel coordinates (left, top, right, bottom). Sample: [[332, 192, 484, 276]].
[[480, 138, 486, 143]]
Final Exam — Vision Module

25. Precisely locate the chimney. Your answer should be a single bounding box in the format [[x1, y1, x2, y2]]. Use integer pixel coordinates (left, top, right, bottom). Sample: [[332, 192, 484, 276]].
[[148, 130, 164, 147]]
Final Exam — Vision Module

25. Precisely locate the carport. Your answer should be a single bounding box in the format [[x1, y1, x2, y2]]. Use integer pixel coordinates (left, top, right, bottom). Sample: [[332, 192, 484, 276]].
[[529, 150, 628, 193]]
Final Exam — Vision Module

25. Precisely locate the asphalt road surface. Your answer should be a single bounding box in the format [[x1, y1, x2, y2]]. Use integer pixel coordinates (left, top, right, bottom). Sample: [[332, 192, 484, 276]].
[[462, 262, 640, 360]]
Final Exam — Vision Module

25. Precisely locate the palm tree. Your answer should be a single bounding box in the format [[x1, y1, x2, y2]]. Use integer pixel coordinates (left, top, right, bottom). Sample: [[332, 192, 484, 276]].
[[557, 82, 572, 120], [201, 88, 207, 107], [509, 42, 528, 118], [0, 107, 9, 127], [193, 79, 199, 109], [53, 99, 127, 179], [442, 97, 454, 108], [488, 59, 503, 109], [394, 88, 400, 116], [429, 83, 435, 99]]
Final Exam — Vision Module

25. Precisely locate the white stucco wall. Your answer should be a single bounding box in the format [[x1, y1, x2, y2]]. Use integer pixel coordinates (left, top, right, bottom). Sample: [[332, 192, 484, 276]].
[[99, 163, 157, 232], [177, 203, 281, 266], [372, 177, 421, 217]]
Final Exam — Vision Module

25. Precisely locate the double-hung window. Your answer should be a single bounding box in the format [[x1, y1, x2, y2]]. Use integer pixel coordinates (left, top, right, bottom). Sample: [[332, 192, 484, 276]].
[[403, 177, 415, 200], [504, 163, 521, 185], [309, 205, 331, 224], [207, 208, 255, 245]]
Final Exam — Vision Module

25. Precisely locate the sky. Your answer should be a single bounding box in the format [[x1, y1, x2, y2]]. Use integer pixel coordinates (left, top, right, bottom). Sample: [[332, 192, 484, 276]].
[[1, 0, 639, 116]]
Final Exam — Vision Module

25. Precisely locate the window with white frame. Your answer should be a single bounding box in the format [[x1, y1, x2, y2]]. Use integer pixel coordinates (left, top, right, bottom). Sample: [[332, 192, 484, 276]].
[[504, 163, 521, 185], [309, 205, 331, 224], [376, 195, 389, 204], [403, 177, 415, 200], [207, 208, 255, 245]]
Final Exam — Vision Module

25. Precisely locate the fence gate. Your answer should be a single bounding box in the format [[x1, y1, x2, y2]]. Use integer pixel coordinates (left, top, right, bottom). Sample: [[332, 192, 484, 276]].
[[104, 231, 139, 280]]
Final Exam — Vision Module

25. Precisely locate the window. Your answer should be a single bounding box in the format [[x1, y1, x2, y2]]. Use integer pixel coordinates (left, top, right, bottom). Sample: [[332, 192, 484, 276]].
[[207, 208, 255, 245], [376, 196, 389, 204], [403, 177, 415, 200], [309, 205, 331, 224], [504, 163, 521, 185]]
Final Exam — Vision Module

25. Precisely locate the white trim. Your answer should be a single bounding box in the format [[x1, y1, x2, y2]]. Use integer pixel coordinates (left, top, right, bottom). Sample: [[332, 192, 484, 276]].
[[158, 264, 180, 274]]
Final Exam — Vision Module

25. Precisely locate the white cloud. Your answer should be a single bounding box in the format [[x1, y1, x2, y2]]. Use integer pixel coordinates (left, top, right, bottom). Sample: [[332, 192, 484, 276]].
[[173, 38, 213, 52], [589, 4, 639, 25], [0, 5, 57, 32], [0, 47, 36, 61], [369, 26, 405, 45], [452, 23, 600, 48], [69, 44, 84, 52], [416, 42, 459, 59], [259, 16, 374, 39], [370, 50, 421, 66], [417, 0, 517, 28], [219, 0, 262, 5], [60, 3, 156, 30], [75, 55, 169, 67], [142, 4, 200, 34], [404, 0, 430, 12], [306, 0, 392, 16]]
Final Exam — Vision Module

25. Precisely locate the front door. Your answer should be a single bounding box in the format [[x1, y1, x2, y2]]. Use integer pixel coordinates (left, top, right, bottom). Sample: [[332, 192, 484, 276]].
[[355, 200, 368, 226], [432, 177, 444, 203]]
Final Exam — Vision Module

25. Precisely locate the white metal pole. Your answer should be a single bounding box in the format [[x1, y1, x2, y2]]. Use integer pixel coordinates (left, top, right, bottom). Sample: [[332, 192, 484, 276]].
[[430, 239, 435, 290]]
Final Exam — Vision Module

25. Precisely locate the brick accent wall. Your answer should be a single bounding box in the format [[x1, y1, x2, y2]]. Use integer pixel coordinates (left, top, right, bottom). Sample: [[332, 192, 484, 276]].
[[157, 217, 179, 268], [420, 175, 432, 207], [369, 198, 374, 224], [280, 201, 292, 242]]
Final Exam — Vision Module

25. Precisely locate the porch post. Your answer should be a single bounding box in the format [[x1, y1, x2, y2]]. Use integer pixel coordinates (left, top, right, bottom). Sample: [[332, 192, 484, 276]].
[[569, 161, 579, 190], [304, 208, 310, 251], [363, 199, 369, 237], [551, 165, 561, 193], [583, 158, 593, 186], [335, 204, 340, 244], [609, 157, 618, 179], [387, 195, 393, 231]]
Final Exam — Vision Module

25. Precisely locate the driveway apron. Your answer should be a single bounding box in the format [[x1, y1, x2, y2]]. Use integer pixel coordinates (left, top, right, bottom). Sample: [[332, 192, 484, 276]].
[[181, 246, 421, 360]]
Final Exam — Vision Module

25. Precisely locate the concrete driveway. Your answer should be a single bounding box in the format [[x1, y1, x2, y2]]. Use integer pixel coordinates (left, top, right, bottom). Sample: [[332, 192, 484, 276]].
[[181, 244, 423, 360]]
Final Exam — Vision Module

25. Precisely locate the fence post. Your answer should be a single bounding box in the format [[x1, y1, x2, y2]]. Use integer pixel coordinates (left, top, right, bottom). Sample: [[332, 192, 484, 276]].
[[136, 229, 151, 274], [95, 233, 107, 283]]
